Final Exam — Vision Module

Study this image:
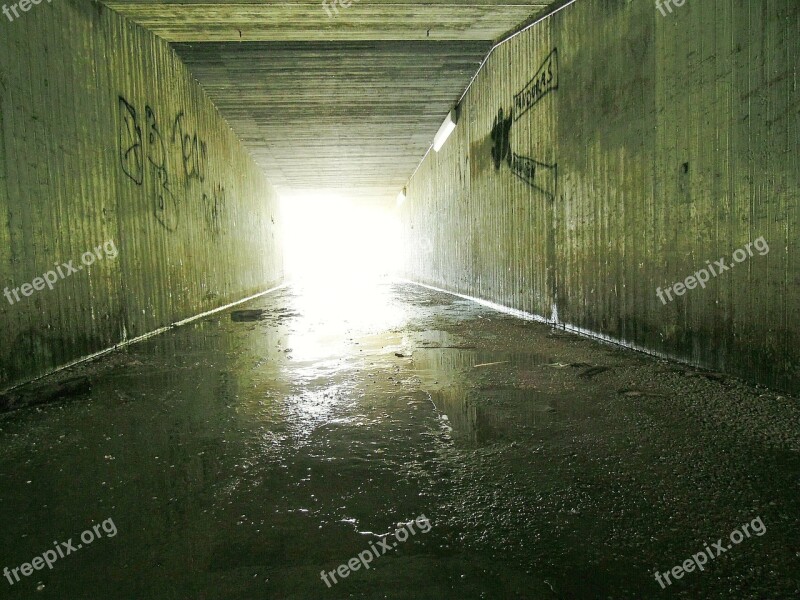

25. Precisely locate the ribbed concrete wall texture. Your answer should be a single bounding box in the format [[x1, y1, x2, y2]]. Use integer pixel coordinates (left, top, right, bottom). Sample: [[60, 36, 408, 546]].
[[0, 1, 283, 390], [400, 0, 799, 393]]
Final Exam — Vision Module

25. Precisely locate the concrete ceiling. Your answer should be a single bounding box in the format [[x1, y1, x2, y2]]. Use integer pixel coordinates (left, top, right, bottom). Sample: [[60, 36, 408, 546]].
[[104, 1, 559, 204]]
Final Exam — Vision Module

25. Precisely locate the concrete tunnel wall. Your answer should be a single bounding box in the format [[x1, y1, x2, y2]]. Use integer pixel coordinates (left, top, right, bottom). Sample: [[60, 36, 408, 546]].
[[400, 0, 800, 393], [0, 1, 283, 391]]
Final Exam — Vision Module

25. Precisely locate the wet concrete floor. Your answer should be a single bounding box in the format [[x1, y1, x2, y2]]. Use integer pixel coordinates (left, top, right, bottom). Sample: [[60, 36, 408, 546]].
[[0, 281, 798, 599]]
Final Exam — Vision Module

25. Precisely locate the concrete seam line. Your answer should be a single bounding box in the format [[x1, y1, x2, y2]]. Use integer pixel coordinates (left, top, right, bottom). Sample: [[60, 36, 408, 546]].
[[397, 278, 721, 376], [406, 0, 581, 186], [459, 0, 581, 106], [397, 278, 553, 325], [0, 283, 287, 395]]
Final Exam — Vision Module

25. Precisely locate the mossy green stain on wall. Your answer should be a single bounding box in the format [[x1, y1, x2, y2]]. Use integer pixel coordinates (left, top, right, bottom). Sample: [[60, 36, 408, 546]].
[[401, 0, 799, 392], [0, 2, 283, 389]]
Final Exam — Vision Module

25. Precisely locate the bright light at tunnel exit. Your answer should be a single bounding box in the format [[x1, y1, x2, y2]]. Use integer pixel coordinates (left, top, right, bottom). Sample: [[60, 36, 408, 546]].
[[280, 192, 402, 287]]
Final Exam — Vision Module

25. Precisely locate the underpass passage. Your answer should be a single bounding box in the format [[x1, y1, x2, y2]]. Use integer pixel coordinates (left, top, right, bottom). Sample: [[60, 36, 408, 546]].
[[1, 0, 798, 598], [0, 283, 797, 599]]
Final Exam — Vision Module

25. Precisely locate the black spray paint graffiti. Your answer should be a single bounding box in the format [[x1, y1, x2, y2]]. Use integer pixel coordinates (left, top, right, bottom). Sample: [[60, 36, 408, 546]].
[[118, 97, 143, 185], [117, 96, 221, 233], [145, 105, 179, 231], [172, 112, 208, 184], [117, 98, 180, 231], [508, 154, 557, 193], [490, 108, 513, 170], [489, 48, 558, 201], [513, 48, 558, 122], [202, 183, 226, 237], [490, 106, 557, 200]]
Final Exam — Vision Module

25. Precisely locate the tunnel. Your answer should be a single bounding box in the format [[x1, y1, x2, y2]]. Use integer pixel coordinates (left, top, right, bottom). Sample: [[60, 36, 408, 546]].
[[0, 0, 798, 598]]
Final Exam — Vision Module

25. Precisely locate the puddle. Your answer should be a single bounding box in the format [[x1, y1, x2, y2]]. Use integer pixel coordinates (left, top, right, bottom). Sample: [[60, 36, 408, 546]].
[[0, 280, 796, 599]]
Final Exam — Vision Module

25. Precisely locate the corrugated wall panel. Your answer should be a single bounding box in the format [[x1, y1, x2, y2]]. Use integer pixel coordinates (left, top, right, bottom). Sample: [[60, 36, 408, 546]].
[[401, 0, 799, 393], [0, 1, 283, 389]]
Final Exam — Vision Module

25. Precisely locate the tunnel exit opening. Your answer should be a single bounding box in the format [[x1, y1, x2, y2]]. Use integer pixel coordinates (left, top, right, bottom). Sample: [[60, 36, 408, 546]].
[[279, 192, 401, 287], [278, 192, 406, 340]]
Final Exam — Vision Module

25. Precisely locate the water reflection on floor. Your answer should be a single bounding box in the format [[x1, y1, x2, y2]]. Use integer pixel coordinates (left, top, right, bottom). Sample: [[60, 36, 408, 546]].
[[0, 281, 798, 599]]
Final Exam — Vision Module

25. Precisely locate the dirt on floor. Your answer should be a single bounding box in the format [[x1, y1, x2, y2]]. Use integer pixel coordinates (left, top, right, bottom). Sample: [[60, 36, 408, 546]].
[[0, 281, 797, 599]]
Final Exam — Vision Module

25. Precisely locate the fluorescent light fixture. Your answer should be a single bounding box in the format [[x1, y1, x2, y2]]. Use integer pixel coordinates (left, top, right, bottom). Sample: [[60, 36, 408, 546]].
[[433, 109, 457, 152], [396, 188, 406, 206]]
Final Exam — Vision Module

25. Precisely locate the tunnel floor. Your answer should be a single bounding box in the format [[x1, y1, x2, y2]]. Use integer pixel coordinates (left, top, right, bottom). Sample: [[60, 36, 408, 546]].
[[0, 282, 798, 599]]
